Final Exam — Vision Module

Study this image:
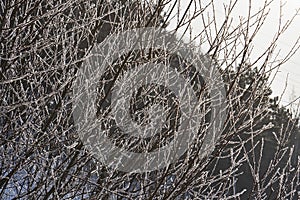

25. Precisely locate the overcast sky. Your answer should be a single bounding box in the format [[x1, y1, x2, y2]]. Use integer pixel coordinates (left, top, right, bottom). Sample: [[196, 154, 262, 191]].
[[166, 0, 300, 108], [240, 0, 300, 106]]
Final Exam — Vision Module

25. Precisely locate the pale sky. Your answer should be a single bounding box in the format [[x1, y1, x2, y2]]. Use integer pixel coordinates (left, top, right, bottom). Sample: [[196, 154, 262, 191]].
[[166, 0, 300, 108], [241, 0, 300, 107]]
